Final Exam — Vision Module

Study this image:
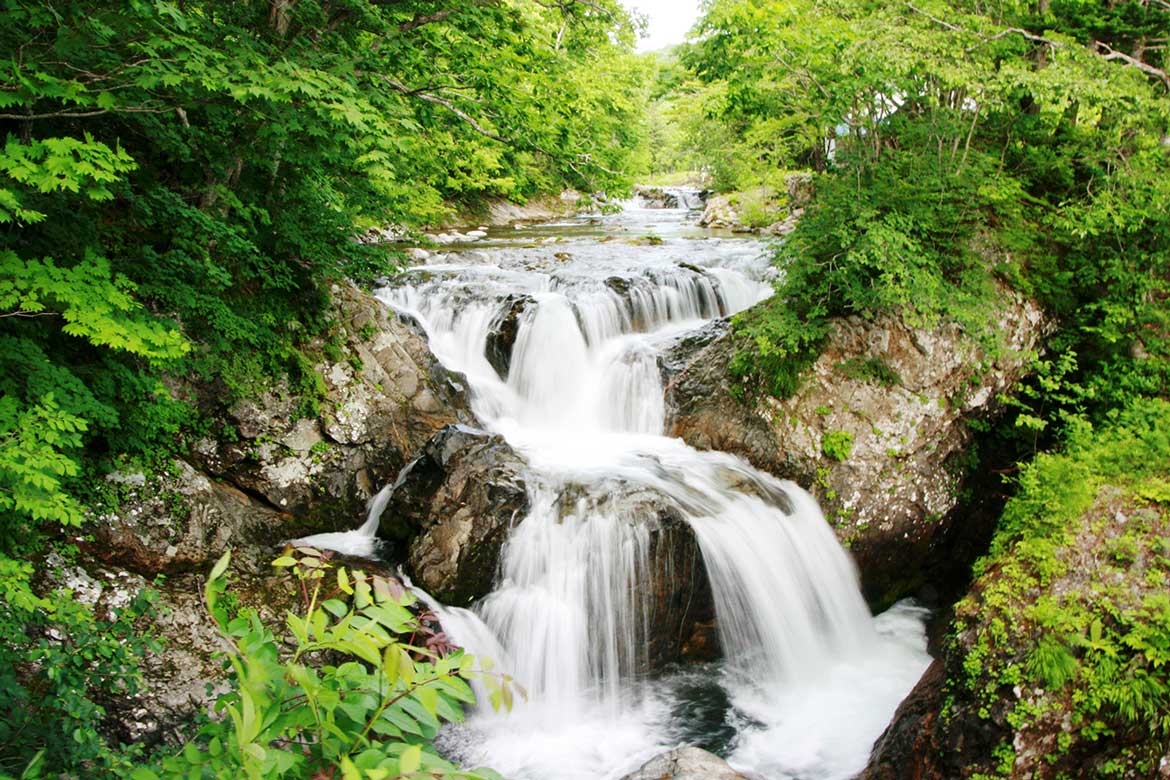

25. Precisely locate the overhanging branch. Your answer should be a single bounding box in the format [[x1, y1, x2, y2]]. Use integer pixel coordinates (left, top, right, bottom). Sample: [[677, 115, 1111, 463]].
[[1095, 40, 1170, 91], [380, 76, 509, 143]]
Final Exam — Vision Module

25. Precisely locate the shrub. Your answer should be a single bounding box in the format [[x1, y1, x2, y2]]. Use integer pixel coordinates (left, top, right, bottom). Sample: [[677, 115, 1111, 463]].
[[821, 429, 854, 462]]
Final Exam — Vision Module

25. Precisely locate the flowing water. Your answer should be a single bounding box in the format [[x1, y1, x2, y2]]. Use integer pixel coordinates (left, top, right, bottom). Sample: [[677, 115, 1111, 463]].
[[303, 194, 931, 780]]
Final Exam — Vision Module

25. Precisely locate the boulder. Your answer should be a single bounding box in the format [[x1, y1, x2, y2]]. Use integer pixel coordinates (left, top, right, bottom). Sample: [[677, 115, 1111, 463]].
[[621, 747, 746, 780], [564, 481, 719, 667], [385, 426, 718, 667], [633, 185, 680, 209], [864, 483, 1170, 780], [663, 290, 1047, 608], [697, 193, 742, 231], [484, 294, 531, 380], [386, 425, 530, 606], [189, 282, 473, 533]]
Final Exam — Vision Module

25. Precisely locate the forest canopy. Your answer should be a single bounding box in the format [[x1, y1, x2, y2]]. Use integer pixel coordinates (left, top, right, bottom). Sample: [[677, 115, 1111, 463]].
[[0, 3, 646, 775], [664, 0, 1169, 425]]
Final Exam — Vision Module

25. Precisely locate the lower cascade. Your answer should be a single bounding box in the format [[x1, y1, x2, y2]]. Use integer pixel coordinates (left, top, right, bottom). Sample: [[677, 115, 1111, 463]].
[[302, 199, 931, 780]]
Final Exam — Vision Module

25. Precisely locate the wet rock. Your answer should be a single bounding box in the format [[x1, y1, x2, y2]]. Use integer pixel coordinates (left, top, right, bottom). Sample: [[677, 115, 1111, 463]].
[[661, 321, 783, 472], [862, 661, 952, 780], [190, 282, 473, 530], [384, 425, 530, 606], [633, 185, 680, 209], [484, 294, 531, 380], [569, 481, 719, 668], [663, 289, 1047, 608], [621, 747, 746, 780], [385, 428, 718, 667]]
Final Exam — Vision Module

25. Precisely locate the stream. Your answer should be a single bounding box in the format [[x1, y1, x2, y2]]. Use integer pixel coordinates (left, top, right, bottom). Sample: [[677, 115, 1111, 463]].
[[305, 192, 932, 780]]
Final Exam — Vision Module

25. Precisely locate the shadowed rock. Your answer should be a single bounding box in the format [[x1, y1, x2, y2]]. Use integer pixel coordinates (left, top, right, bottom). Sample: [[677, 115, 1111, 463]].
[[484, 294, 531, 380]]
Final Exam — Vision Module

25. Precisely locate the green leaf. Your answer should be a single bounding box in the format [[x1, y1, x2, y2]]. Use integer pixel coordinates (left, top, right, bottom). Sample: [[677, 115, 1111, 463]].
[[208, 549, 232, 582], [399, 744, 422, 775]]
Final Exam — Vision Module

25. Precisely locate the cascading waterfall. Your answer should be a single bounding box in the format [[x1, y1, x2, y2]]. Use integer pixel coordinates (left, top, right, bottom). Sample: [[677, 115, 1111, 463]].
[[306, 198, 931, 780]]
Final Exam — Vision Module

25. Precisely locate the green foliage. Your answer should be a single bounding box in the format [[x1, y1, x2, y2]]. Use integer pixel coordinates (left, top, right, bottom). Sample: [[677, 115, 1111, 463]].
[[0, 0, 649, 533], [0, 556, 159, 779], [728, 299, 827, 399], [0, 5, 646, 778], [836, 357, 902, 388], [821, 429, 854, 462], [953, 399, 1170, 776], [682, 0, 1169, 412], [134, 548, 515, 780]]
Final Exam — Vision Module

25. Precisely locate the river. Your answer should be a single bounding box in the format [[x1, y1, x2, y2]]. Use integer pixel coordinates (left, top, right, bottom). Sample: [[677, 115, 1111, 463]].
[[305, 192, 931, 780]]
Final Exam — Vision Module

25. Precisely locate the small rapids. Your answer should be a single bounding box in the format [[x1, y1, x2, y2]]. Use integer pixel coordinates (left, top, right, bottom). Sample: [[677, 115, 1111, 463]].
[[305, 197, 931, 780]]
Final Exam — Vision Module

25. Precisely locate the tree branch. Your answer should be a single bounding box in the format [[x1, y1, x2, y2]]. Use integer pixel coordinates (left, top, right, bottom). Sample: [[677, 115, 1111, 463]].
[[905, 4, 1062, 51], [0, 311, 60, 320], [397, 0, 501, 32], [380, 77, 508, 143], [0, 105, 178, 121], [1095, 40, 1170, 91], [533, 0, 614, 18]]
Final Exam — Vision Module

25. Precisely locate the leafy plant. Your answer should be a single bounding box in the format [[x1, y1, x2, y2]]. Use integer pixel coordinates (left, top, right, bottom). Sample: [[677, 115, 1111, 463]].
[[836, 357, 901, 389], [134, 547, 518, 780], [821, 429, 854, 462], [0, 562, 159, 780]]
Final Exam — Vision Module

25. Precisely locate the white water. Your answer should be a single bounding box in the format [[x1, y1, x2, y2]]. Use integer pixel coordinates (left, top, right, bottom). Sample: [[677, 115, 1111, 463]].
[[310, 200, 931, 780]]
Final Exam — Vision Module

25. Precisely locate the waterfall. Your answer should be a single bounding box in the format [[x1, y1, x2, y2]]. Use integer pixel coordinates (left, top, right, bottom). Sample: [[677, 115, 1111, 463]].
[[308, 210, 930, 780]]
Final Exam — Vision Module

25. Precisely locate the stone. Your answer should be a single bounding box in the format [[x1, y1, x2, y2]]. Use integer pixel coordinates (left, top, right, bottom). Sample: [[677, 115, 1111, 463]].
[[663, 288, 1047, 608], [87, 460, 289, 576], [387, 427, 717, 668], [386, 425, 530, 606], [621, 747, 746, 780], [188, 282, 473, 529], [633, 185, 681, 209], [484, 294, 531, 380]]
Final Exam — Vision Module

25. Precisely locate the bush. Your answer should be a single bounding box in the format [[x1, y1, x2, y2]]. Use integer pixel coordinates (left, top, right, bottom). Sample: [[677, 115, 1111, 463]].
[[133, 548, 515, 780], [821, 429, 854, 462]]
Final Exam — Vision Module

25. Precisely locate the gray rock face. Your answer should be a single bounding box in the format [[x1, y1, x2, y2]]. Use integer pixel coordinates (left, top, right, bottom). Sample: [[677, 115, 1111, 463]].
[[42, 550, 289, 748], [622, 747, 746, 780], [88, 461, 287, 576], [190, 282, 472, 532], [864, 486, 1170, 780], [388, 425, 530, 606], [664, 290, 1047, 607]]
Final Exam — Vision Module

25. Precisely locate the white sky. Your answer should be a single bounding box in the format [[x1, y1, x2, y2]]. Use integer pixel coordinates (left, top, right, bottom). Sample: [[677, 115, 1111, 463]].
[[625, 0, 702, 52]]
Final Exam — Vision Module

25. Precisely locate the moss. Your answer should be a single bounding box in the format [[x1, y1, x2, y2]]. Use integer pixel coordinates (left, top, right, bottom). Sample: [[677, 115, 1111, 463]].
[[947, 399, 1170, 778], [836, 355, 902, 388]]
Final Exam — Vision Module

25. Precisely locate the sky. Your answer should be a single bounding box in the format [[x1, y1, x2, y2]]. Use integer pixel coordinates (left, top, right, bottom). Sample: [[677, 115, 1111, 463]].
[[624, 0, 702, 52]]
